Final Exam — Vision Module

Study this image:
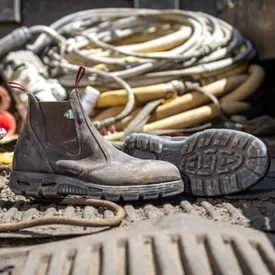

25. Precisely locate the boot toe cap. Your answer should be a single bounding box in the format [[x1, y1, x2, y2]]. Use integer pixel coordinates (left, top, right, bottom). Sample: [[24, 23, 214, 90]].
[[141, 160, 181, 184], [79, 159, 182, 186]]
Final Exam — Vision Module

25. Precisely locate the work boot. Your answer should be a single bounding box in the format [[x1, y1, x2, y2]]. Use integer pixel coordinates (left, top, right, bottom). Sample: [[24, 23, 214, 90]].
[[123, 129, 270, 196], [112, 136, 187, 151], [8, 68, 183, 201]]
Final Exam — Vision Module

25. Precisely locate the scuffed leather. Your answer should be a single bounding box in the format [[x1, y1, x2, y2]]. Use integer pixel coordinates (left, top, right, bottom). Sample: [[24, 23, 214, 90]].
[[78, 146, 180, 186], [12, 90, 182, 186], [13, 119, 52, 173]]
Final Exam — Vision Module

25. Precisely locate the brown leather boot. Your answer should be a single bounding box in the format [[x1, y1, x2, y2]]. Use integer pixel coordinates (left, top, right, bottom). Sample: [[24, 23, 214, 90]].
[[8, 69, 183, 201]]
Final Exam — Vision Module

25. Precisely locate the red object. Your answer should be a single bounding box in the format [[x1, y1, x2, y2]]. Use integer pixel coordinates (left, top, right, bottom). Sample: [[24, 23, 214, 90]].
[[100, 127, 107, 136], [74, 66, 86, 90], [0, 111, 16, 136]]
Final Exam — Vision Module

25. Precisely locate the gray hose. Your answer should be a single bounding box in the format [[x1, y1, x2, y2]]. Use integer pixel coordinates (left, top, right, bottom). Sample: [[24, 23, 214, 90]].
[[21, 8, 255, 129], [0, 27, 31, 60]]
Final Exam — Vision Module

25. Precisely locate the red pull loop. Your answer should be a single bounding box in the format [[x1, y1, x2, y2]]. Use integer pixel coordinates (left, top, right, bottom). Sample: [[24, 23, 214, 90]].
[[8, 82, 30, 95], [74, 66, 86, 90]]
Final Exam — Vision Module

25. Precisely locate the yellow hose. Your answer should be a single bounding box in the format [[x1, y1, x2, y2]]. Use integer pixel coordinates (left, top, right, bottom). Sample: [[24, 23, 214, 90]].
[[93, 106, 141, 131], [104, 64, 264, 141], [115, 108, 142, 131], [92, 26, 192, 57], [220, 65, 264, 102], [94, 106, 125, 121], [143, 102, 251, 132], [150, 74, 247, 121], [95, 65, 250, 110], [196, 64, 248, 86], [118, 26, 192, 53], [96, 80, 184, 107], [108, 75, 247, 128], [105, 102, 252, 141], [143, 65, 264, 131]]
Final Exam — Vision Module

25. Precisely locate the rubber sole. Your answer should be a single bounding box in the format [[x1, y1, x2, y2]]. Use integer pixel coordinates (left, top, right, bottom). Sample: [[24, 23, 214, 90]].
[[124, 129, 270, 196], [8, 171, 184, 201]]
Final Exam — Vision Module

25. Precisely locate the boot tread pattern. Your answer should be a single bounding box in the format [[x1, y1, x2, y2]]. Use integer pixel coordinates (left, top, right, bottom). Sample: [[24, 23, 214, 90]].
[[9, 171, 183, 201], [124, 129, 270, 197]]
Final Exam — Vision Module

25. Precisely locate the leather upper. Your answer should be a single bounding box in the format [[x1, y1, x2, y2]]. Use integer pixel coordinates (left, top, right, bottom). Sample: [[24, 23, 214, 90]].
[[12, 90, 181, 186]]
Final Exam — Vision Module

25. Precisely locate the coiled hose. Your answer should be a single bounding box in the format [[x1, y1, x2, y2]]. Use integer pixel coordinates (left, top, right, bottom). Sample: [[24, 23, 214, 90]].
[[24, 8, 255, 129], [0, 8, 262, 137], [0, 9, 261, 133], [105, 64, 264, 140], [0, 8, 264, 230]]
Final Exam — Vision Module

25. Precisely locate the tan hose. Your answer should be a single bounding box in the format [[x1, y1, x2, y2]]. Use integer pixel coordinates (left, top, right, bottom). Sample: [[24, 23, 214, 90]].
[[100, 75, 246, 129], [96, 80, 184, 107], [144, 102, 252, 132], [94, 106, 125, 121], [94, 106, 141, 131], [143, 65, 264, 131], [150, 75, 248, 121], [93, 26, 192, 57], [105, 64, 264, 141], [193, 64, 248, 85], [220, 65, 264, 102], [118, 26, 192, 53], [115, 108, 141, 131], [105, 102, 252, 141], [0, 198, 125, 231]]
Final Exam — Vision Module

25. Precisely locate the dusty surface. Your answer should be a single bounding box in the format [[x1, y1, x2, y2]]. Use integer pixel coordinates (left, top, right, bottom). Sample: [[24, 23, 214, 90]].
[[0, 213, 275, 275], [0, 156, 274, 239], [0, 173, 275, 238]]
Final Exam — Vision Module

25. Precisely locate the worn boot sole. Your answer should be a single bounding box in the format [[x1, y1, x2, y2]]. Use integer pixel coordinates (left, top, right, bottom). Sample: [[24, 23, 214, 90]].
[[124, 129, 270, 196], [8, 171, 183, 201]]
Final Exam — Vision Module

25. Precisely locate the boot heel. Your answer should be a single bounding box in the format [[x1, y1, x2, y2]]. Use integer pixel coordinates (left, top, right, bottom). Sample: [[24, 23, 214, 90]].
[[9, 171, 60, 198], [9, 171, 25, 195]]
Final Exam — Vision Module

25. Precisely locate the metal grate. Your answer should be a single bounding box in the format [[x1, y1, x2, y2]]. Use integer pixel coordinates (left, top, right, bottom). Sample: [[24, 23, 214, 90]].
[[0, 214, 274, 275]]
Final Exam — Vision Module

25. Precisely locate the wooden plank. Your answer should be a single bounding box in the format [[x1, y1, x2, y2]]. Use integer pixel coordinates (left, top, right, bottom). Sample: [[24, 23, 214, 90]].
[[220, 0, 275, 60]]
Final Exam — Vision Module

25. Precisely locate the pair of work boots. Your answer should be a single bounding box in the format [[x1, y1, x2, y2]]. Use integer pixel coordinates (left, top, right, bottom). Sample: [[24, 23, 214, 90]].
[[9, 69, 270, 200]]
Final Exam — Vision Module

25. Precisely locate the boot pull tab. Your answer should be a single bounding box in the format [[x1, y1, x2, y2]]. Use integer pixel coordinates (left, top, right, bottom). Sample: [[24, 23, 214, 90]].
[[8, 82, 30, 95], [74, 66, 86, 91]]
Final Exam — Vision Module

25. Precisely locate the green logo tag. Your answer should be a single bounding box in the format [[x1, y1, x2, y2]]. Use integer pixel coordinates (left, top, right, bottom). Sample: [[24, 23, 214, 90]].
[[64, 110, 74, 119]]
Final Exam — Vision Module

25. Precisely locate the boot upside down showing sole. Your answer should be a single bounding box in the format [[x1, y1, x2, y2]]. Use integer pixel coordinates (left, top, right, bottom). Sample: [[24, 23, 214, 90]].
[[123, 129, 270, 197]]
